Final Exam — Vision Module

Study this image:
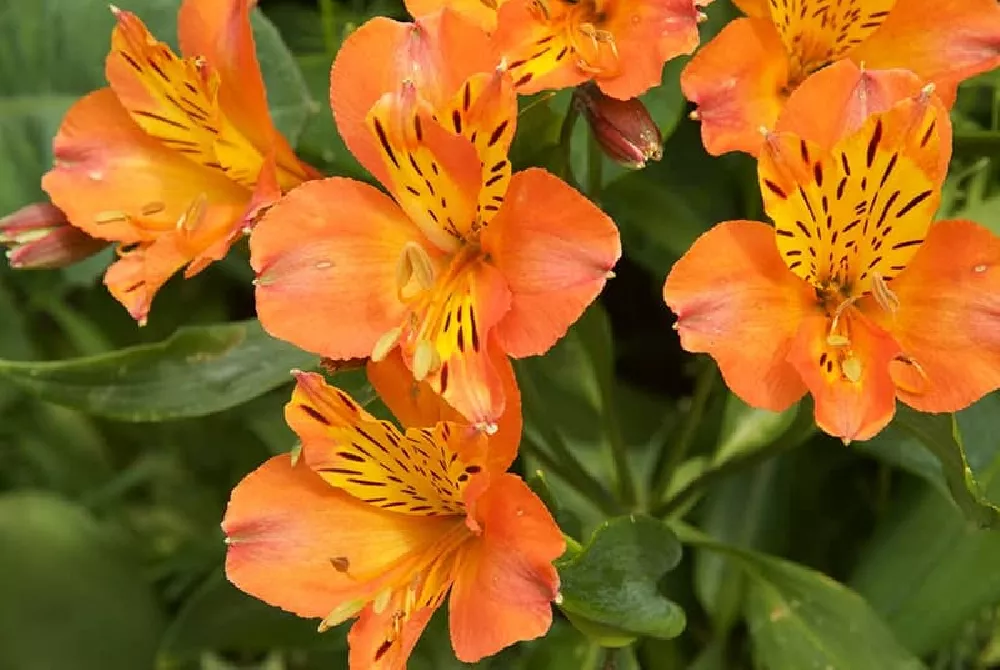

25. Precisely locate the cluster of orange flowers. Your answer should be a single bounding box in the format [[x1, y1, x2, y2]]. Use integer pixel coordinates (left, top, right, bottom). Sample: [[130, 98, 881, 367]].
[[4, 0, 1000, 666]]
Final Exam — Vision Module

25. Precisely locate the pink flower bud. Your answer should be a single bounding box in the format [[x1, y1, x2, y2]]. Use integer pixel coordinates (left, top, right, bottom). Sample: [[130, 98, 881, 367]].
[[0, 202, 108, 269], [573, 82, 663, 169]]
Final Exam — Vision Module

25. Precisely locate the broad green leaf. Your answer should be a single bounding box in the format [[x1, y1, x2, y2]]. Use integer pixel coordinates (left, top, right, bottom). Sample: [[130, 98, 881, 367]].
[[161, 570, 345, 659], [714, 394, 799, 466], [0, 492, 163, 670], [557, 515, 687, 645], [0, 320, 316, 421], [676, 526, 924, 670], [852, 395, 1000, 656], [0, 0, 312, 213], [892, 404, 1000, 529]]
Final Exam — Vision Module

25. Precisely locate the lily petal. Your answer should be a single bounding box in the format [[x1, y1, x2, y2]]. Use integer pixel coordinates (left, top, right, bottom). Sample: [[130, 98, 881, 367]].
[[663, 220, 814, 411], [483, 168, 621, 358], [850, 0, 1000, 106], [449, 474, 563, 663], [880, 219, 1000, 413], [250, 177, 424, 361], [680, 17, 790, 156]]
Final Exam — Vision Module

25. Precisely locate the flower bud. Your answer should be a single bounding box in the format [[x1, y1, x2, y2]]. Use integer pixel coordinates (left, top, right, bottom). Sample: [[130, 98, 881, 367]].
[[573, 82, 663, 169], [0, 202, 108, 269]]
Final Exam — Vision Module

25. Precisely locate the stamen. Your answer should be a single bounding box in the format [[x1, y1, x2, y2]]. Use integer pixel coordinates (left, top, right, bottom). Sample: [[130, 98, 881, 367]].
[[412, 340, 441, 381], [176, 193, 208, 232], [841, 356, 863, 383], [396, 242, 436, 301], [371, 326, 403, 363], [826, 334, 851, 347], [871, 273, 900, 314], [318, 599, 365, 632]]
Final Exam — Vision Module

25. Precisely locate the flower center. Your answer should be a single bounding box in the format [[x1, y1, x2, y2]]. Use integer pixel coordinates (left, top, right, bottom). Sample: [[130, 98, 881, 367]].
[[532, 0, 621, 77]]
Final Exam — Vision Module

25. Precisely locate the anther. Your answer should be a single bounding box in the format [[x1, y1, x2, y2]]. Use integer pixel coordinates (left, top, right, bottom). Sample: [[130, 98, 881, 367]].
[[841, 356, 863, 383], [412, 340, 441, 381], [396, 241, 436, 300], [318, 599, 366, 632], [373, 588, 393, 615], [371, 326, 403, 363]]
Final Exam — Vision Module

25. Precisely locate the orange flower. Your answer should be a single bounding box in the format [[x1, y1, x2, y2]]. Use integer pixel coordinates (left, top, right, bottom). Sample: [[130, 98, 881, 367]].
[[251, 13, 620, 429], [683, 0, 1000, 156], [404, 0, 710, 99], [223, 365, 564, 669], [664, 62, 1000, 442], [41, 0, 319, 324]]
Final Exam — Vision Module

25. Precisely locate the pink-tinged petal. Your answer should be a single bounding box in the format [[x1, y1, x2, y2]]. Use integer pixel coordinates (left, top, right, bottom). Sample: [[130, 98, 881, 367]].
[[449, 474, 563, 662], [663, 220, 814, 411], [250, 178, 428, 361], [482, 168, 621, 358]]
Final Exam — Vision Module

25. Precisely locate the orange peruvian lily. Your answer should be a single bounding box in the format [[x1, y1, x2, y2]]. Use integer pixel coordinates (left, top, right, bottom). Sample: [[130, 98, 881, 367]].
[[41, 0, 319, 324], [404, 0, 711, 99], [664, 62, 1000, 442], [223, 364, 564, 669], [682, 0, 1000, 156], [251, 13, 621, 429]]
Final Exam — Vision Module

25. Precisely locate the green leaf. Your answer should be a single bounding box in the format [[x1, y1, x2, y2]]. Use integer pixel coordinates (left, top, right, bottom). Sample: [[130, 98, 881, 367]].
[[892, 403, 1000, 529], [851, 394, 1000, 656], [0, 320, 316, 421], [0, 492, 163, 670], [162, 570, 345, 659], [676, 525, 925, 670], [714, 394, 799, 466], [557, 515, 687, 645]]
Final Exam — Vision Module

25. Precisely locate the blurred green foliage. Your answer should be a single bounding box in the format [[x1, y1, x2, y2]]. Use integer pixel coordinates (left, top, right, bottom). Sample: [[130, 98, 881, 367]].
[[2, 0, 1000, 669]]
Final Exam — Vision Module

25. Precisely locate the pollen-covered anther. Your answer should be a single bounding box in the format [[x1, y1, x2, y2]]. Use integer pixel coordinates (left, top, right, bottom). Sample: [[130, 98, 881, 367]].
[[412, 339, 442, 381], [841, 356, 863, 384], [396, 241, 437, 301], [371, 326, 403, 363], [318, 599, 366, 632]]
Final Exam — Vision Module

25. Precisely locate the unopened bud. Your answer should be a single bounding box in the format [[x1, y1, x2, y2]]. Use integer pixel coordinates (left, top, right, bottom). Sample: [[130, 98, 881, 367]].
[[573, 82, 663, 169], [0, 202, 108, 269]]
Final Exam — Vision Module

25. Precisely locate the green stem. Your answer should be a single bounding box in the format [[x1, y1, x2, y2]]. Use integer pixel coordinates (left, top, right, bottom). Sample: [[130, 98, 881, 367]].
[[559, 102, 581, 185], [586, 131, 604, 202], [652, 409, 816, 519], [522, 434, 621, 517], [601, 377, 638, 509], [649, 362, 718, 505], [318, 0, 338, 56], [954, 130, 1000, 154]]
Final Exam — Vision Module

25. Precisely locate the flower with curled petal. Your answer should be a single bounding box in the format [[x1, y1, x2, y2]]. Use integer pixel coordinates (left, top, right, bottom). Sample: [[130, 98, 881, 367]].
[[664, 62, 1000, 442]]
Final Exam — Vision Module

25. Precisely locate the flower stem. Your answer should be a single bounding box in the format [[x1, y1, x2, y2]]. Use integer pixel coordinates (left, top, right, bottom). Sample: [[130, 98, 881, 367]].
[[318, 0, 338, 56], [649, 361, 718, 505], [586, 131, 603, 202], [558, 102, 580, 184], [522, 434, 621, 517], [601, 376, 638, 509]]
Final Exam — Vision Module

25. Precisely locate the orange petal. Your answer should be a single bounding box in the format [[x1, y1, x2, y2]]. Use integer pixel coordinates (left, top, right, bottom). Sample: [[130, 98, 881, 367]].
[[663, 220, 814, 411], [493, 0, 587, 95], [104, 234, 192, 325], [365, 92, 483, 253], [787, 311, 900, 442], [776, 60, 925, 153], [766, 0, 896, 74], [449, 474, 563, 663], [732, 0, 769, 17], [680, 18, 790, 156], [250, 177, 423, 361], [348, 601, 437, 670], [760, 90, 949, 297], [223, 454, 456, 618], [483, 168, 620, 358], [850, 0, 1000, 107], [404, 0, 499, 32], [367, 343, 523, 474], [879, 219, 1000, 413], [330, 10, 497, 188]]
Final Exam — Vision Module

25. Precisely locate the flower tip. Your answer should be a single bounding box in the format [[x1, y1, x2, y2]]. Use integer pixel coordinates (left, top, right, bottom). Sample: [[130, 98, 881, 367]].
[[108, 3, 121, 15], [479, 421, 499, 436], [689, 109, 701, 121], [696, 10, 708, 23], [554, 591, 564, 605], [841, 436, 852, 446]]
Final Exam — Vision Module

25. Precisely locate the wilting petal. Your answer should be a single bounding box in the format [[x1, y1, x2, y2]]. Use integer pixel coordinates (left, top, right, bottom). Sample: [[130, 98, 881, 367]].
[[223, 455, 456, 618], [850, 0, 1000, 106], [330, 10, 497, 188], [450, 474, 563, 663], [880, 220, 1000, 413], [367, 343, 523, 474], [483, 168, 620, 358], [681, 18, 790, 156], [251, 178, 425, 361], [43, 89, 248, 245], [788, 311, 900, 442], [760, 94, 948, 296], [366, 93, 482, 253], [663, 220, 814, 411]]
